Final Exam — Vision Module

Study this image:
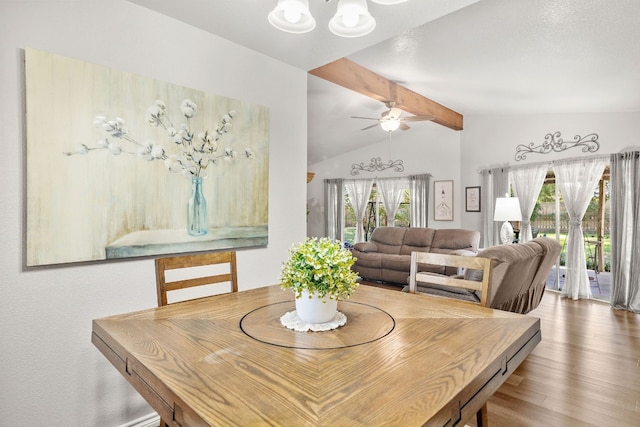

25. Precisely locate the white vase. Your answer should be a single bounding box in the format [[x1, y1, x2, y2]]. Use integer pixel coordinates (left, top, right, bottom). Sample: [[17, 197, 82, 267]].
[[295, 289, 338, 324]]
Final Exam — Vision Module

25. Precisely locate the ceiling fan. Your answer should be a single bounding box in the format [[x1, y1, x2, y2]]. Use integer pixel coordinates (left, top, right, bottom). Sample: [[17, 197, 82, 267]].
[[350, 101, 435, 132]]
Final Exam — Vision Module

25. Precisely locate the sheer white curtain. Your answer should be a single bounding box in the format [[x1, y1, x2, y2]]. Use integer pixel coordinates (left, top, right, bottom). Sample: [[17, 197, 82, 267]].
[[344, 179, 374, 243], [480, 167, 509, 247], [377, 177, 409, 226], [480, 170, 493, 247], [610, 151, 640, 313], [409, 174, 430, 227], [554, 158, 608, 300], [324, 178, 343, 241], [511, 165, 549, 242]]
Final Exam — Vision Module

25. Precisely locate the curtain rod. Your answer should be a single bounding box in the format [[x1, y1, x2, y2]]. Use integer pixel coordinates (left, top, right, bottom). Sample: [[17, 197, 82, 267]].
[[477, 153, 612, 174], [340, 173, 431, 182], [611, 151, 640, 159]]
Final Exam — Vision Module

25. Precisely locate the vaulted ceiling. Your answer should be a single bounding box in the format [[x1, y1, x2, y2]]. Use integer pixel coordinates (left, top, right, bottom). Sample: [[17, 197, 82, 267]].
[[127, 0, 640, 164]]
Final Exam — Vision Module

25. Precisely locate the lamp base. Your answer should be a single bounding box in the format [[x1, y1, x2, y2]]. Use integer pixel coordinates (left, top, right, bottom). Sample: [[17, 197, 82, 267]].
[[499, 221, 514, 245]]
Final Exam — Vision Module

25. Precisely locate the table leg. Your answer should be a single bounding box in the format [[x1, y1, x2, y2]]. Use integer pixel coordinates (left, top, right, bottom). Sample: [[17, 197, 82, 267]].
[[476, 403, 488, 427]]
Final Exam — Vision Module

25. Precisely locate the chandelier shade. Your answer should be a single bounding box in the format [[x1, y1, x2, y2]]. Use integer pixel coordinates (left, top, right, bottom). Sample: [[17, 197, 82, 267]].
[[268, 0, 316, 34], [269, 0, 403, 38], [328, 0, 376, 38]]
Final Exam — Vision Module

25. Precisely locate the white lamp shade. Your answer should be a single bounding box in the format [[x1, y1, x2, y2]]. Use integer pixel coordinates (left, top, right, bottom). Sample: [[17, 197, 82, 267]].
[[380, 119, 400, 132], [268, 0, 316, 34], [329, 0, 376, 38], [493, 197, 522, 221], [371, 0, 409, 4]]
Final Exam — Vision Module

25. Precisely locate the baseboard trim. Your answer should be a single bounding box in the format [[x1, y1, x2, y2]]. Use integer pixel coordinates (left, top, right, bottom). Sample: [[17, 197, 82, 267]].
[[118, 412, 160, 427]]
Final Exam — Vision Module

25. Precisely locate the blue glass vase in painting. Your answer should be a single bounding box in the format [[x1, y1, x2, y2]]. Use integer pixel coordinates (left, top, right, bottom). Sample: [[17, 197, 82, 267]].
[[187, 176, 207, 236]]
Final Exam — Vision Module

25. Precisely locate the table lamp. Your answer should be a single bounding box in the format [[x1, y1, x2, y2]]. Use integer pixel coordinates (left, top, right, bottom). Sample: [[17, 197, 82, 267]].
[[494, 195, 522, 244]]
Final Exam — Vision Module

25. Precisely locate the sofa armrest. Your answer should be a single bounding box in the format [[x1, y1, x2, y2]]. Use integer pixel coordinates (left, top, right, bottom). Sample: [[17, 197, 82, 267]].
[[449, 249, 477, 257], [353, 241, 378, 253]]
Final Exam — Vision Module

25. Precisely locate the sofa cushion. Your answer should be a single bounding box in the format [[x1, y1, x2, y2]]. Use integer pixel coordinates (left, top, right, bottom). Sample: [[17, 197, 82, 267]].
[[370, 227, 407, 254], [352, 241, 377, 253], [378, 253, 448, 275], [354, 265, 382, 282], [430, 229, 480, 254], [381, 254, 411, 272], [428, 229, 480, 275], [351, 251, 382, 269], [382, 269, 412, 285], [399, 228, 436, 255]]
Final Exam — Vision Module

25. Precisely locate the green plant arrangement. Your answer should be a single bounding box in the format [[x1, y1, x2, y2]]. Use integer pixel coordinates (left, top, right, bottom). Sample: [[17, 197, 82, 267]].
[[280, 237, 359, 301]]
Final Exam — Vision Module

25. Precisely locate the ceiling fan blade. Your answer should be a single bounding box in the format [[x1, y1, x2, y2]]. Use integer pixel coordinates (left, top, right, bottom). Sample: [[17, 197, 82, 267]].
[[399, 122, 411, 131], [401, 115, 435, 122], [360, 123, 379, 131], [350, 116, 379, 121]]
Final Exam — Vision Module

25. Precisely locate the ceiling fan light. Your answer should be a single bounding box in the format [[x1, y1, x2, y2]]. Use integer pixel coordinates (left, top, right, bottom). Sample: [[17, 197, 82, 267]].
[[388, 107, 402, 119], [268, 0, 316, 34], [329, 0, 376, 38], [370, 0, 409, 4], [380, 119, 400, 132]]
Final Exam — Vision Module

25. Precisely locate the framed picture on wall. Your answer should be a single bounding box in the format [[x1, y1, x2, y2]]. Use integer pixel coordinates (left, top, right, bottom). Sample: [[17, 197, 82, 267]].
[[465, 186, 481, 212], [434, 180, 454, 221], [24, 48, 270, 266]]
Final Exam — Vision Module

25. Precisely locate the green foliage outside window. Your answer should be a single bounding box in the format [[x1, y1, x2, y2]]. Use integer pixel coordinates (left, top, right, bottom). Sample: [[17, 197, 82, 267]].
[[344, 187, 410, 245]]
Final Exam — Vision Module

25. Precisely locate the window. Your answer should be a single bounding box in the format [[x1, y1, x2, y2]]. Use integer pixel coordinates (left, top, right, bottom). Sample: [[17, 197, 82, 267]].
[[528, 168, 611, 300], [343, 184, 411, 246]]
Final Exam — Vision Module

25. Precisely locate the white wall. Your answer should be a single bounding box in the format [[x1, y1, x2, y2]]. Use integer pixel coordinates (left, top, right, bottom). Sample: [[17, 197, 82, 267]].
[[0, 1, 307, 426], [459, 112, 640, 232], [307, 121, 462, 238]]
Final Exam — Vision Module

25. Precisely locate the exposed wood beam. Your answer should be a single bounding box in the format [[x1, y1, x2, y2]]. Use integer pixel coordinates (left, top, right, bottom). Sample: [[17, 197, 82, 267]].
[[309, 58, 463, 131]]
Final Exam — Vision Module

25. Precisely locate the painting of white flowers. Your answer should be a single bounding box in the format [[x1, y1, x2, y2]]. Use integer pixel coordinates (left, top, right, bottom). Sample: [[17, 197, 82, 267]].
[[25, 48, 269, 266]]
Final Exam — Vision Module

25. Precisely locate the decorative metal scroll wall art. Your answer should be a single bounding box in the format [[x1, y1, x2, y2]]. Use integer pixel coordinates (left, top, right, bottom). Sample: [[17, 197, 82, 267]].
[[351, 157, 404, 176], [514, 131, 600, 161]]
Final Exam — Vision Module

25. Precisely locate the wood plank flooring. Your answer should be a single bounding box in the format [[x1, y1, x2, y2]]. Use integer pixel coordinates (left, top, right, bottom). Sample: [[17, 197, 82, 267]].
[[360, 282, 640, 426]]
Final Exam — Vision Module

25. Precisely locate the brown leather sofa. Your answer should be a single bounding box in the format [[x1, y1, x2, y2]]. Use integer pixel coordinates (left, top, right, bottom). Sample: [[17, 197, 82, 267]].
[[350, 227, 481, 285], [406, 237, 562, 314]]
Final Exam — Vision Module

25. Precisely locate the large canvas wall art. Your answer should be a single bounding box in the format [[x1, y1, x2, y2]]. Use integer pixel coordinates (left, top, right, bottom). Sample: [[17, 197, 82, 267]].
[[25, 48, 269, 266]]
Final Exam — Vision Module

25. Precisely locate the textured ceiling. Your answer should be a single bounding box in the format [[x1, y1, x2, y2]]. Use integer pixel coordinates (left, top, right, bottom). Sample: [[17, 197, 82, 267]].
[[353, 0, 640, 115], [127, 0, 479, 70], [127, 0, 640, 164]]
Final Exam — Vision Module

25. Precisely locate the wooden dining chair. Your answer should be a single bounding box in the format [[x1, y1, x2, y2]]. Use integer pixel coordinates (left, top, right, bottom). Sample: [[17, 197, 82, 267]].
[[409, 251, 493, 307], [408, 251, 493, 427], [155, 251, 238, 307], [154, 251, 238, 427]]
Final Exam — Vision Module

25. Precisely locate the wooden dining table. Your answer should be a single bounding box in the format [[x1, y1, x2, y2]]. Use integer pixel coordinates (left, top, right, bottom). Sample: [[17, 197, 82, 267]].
[[92, 284, 541, 426]]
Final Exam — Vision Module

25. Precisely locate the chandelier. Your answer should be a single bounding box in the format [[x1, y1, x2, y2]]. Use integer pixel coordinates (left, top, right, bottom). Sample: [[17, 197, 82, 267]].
[[268, 0, 409, 38]]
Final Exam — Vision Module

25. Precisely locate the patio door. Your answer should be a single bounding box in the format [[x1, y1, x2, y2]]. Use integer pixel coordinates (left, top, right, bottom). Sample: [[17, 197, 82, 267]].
[[532, 167, 610, 300]]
